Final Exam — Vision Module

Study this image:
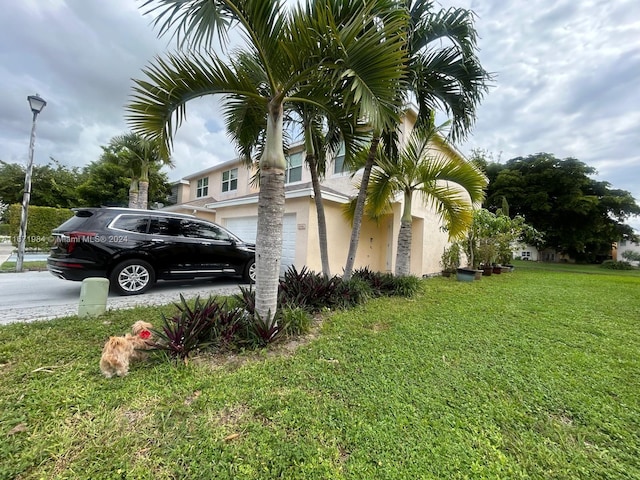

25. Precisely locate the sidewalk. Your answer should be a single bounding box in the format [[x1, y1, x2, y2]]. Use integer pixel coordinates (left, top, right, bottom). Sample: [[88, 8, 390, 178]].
[[0, 243, 14, 266]]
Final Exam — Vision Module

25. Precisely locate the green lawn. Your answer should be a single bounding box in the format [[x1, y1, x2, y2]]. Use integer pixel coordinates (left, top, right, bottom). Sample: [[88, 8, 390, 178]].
[[0, 261, 48, 272], [1, 263, 638, 479]]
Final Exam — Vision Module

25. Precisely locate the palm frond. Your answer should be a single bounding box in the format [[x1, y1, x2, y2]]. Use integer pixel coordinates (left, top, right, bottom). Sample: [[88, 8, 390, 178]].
[[141, 0, 234, 47], [127, 51, 266, 159]]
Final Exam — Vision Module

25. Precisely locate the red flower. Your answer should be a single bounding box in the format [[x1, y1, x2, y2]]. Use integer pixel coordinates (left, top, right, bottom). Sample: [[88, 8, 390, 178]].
[[139, 330, 151, 340]]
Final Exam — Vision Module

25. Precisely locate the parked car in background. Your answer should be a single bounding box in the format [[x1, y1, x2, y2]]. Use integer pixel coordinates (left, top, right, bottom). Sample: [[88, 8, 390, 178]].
[[47, 207, 256, 295]]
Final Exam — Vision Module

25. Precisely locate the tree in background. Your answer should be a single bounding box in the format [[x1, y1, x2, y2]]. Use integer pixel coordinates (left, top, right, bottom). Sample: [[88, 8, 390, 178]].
[[0, 158, 85, 208], [0, 198, 7, 224], [101, 133, 173, 209], [484, 153, 640, 262], [77, 156, 171, 208]]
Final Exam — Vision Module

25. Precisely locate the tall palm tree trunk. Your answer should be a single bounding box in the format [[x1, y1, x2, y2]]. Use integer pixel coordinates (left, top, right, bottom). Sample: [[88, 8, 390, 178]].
[[395, 191, 413, 276], [138, 164, 150, 209], [255, 100, 286, 320], [307, 154, 331, 276], [128, 179, 139, 209], [138, 181, 149, 209], [343, 135, 380, 280]]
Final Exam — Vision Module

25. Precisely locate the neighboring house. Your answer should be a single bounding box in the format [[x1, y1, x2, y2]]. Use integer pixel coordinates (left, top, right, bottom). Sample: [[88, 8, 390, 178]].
[[515, 243, 539, 262], [520, 246, 574, 263], [616, 239, 640, 266], [165, 111, 465, 276]]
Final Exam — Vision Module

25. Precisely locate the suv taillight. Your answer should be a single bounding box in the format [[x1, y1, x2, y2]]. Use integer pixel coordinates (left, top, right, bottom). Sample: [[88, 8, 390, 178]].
[[60, 231, 97, 253]]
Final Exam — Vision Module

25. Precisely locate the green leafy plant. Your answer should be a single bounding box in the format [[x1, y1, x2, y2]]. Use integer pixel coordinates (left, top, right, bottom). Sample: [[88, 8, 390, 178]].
[[600, 260, 633, 270], [389, 275, 422, 297], [621, 250, 640, 262], [279, 307, 312, 337], [351, 267, 396, 297], [440, 243, 461, 273], [336, 276, 373, 308]]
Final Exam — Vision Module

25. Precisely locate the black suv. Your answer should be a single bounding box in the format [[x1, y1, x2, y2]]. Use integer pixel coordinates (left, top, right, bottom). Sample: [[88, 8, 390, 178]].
[[47, 207, 256, 295]]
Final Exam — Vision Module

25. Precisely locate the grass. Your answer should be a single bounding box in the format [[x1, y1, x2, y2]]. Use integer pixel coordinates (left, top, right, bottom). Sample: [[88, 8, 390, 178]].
[[0, 261, 48, 272], [1, 262, 639, 479]]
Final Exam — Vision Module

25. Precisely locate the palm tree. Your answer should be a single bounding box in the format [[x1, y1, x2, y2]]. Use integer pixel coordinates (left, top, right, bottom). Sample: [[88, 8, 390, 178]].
[[287, 103, 357, 277], [127, 0, 407, 319], [342, 0, 492, 279], [358, 123, 487, 276], [103, 133, 172, 209]]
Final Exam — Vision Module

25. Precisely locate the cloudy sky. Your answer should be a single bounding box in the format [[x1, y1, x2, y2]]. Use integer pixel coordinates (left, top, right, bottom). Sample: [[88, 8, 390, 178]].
[[1, 0, 639, 229]]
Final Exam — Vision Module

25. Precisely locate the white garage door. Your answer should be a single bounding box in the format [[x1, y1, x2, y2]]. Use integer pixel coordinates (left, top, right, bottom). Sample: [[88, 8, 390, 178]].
[[225, 214, 296, 275]]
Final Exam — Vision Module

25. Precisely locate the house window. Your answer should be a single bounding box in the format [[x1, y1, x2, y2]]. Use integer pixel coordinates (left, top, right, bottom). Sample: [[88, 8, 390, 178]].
[[333, 143, 346, 174], [286, 152, 303, 184], [196, 177, 208, 198], [222, 168, 238, 192], [521, 251, 531, 260]]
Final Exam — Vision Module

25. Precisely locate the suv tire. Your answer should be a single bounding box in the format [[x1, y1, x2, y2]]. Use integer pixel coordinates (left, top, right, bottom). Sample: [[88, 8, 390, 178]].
[[243, 259, 256, 284], [110, 259, 155, 295]]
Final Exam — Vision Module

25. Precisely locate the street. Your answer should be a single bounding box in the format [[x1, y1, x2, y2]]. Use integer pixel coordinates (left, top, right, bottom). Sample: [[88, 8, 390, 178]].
[[0, 270, 245, 325]]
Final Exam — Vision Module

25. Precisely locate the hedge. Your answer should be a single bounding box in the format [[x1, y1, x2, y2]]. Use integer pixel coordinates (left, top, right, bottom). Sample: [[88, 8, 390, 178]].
[[8, 204, 74, 250]]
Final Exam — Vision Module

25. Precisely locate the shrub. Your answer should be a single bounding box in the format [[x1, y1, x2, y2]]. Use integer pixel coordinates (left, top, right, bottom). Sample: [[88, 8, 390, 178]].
[[600, 260, 633, 270], [234, 285, 256, 315], [279, 307, 312, 337], [336, 276, 373, 308], [278, 266, 342, 313], [244, 310, 282, 348], [152, 295, 245, 360], [351, 267, 396, 297], [8, 204, 73, 250], [388, 275, 423, 297], [621, 250, 640, 262]]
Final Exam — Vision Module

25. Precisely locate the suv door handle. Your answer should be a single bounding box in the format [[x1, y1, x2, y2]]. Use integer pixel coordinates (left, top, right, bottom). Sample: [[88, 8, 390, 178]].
[[151, 238, 164, 242]]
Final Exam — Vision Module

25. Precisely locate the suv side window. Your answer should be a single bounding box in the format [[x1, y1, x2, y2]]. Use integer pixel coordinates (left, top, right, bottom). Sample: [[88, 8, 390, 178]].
[[111, 215, 149, 233], [148, 217, 182, 236], [180, 220, 231, 241]]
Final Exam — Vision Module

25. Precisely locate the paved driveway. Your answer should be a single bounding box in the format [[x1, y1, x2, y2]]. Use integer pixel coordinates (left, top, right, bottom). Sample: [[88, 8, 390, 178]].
[[0, 270, 246, 325]]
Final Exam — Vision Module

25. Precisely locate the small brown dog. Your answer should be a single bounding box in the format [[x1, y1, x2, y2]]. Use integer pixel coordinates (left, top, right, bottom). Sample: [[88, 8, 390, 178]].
[[100, 321, 154, 378]]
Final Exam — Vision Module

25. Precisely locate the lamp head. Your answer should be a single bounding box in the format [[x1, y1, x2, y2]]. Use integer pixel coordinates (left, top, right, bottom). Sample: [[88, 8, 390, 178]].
[[27, 94, 47, 115]]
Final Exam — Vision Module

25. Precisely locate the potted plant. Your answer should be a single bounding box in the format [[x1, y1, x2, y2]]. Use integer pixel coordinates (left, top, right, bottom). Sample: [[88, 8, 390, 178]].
[[455, 266, 477, 282], [440, 243, 461, 278], [477, 239, 496, 276]]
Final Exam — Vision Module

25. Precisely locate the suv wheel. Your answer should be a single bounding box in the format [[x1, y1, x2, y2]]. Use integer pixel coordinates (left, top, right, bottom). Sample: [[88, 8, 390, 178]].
[[110, 259, 155, 295], [243, 259, 256, 283]]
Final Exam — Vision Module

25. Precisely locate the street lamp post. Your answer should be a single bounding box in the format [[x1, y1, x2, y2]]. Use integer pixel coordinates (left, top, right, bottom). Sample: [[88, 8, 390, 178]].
[[16, 94, 47, 272]]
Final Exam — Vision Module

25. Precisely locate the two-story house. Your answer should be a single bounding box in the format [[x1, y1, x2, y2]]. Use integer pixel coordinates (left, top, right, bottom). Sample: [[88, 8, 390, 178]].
[[165, 111, 465, 276]]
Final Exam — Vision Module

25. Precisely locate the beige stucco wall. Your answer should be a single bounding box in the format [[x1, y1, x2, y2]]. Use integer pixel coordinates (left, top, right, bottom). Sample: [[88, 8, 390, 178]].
[[384, 192, 453, 276], [190, 210, 217, 223], [188, 162, 258, 202], [304, 200, 392, 274]]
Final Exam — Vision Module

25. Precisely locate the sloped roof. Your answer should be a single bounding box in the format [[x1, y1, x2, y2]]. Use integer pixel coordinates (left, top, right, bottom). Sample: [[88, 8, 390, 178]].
[[162, 196, 217, 212]]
